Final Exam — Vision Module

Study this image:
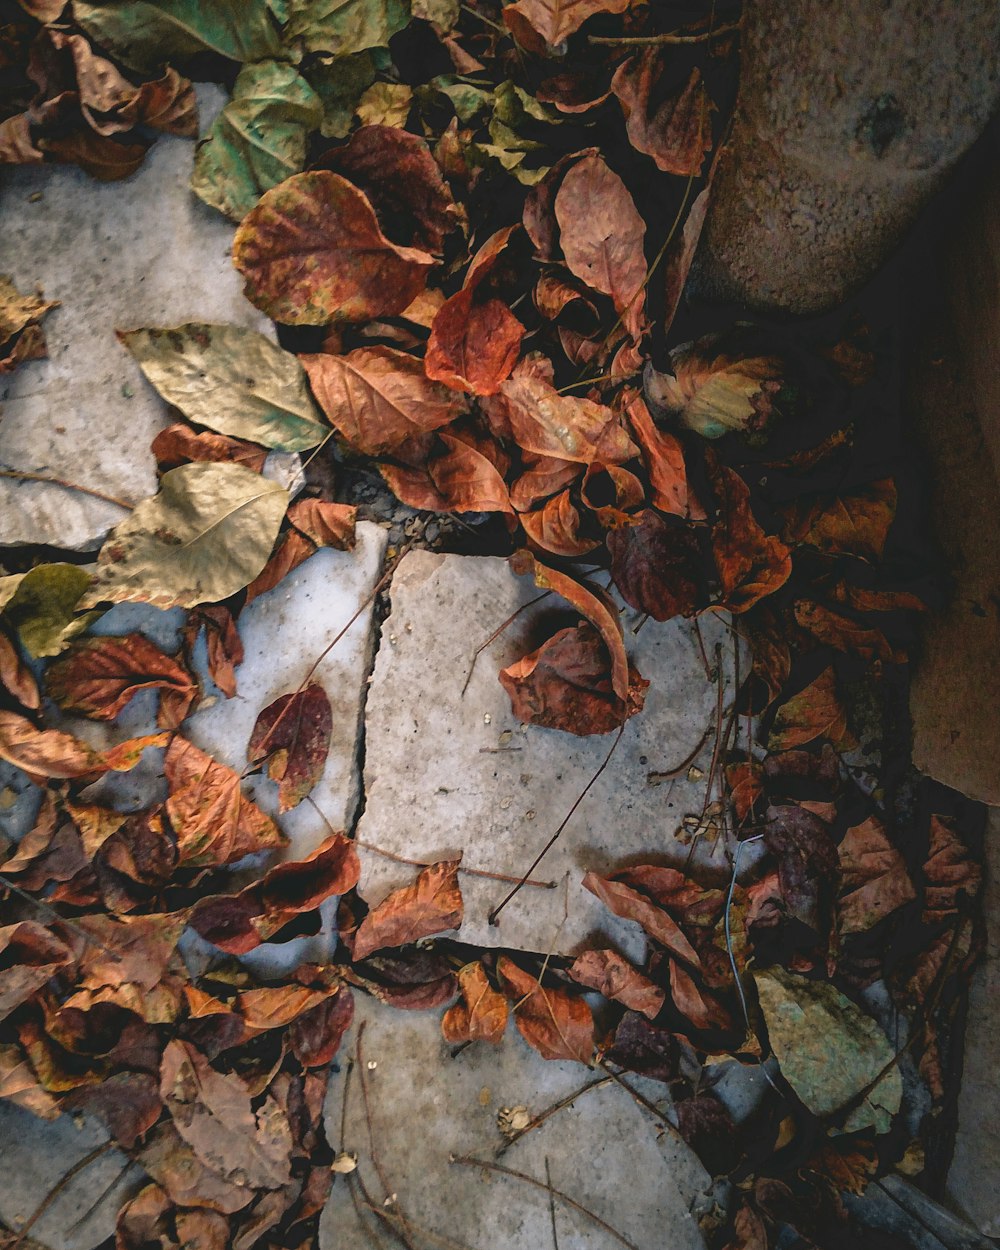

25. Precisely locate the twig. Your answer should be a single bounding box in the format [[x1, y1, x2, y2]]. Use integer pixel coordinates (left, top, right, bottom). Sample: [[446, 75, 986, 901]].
[[546, 1158, 560, 1250], [646, 726, 711, 785], [0, 469, 133, 511], [596, 1062, 686, 1147], [11, 1140, 114, 1247], [357, 1025, 416, 1250], [360, 1200, 484, 1250], [589, 20, 739, 44], [461, 592, 550, 696], [488, 724, 625, 925], [496, 1076, 612, 1156], [692, 618, 714, 684], [449, 1155, 641, 1250]]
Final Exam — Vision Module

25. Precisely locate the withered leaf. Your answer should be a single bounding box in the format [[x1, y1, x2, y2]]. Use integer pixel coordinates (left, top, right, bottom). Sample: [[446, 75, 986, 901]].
[[160, 1040, 292, 1190], [768, 668, 853, 752], [0, 274, 58, 373], [233, 171, 434, 325], [425, 287, 525, 396], [138, 1123, 255, 1214], [381, 432, 513, 514], [669, 959, 731, 1031], [64, 1071, 162, 1149], [500, 372, 638, 464], [838, 816, 916, 934], [151, 423, 268, 474], [46, 632, 197, 728], [243, 529, 317, 607], [235, 984, 340, 1031], [0, 1042, 59, 1119], [520, 489, 598, 558], [608, 509, 702, 620], [763, 803, 839, 934], [301, 345, 464, 455], [569, 948, 665, 1018], [247, 683, 333, 812], [290, 987, 355, 1067], [612, 61, 712, 176], [165, 736, 285, 868], [352, 858, 463, 959], [287, 498, 357, 549], [622, 391, 697, 518], [0, 631, 39, 710], [0, 922, 72, 1020], [441, 961, 509, 1044], [784, 479, 897, 562], [582, 871, 701, 965], [794, 599, 902, 663], [184, 605, 243, 699], [510, 455, 582, 512], [0, 709, 103, 779], [554, 154, 646, 341], [255, 832, 362, 934], [711, 465, 793, 613], [502, 0, 629, 53], [499, 622, 647, 736], [497, 955, 593, 1063]]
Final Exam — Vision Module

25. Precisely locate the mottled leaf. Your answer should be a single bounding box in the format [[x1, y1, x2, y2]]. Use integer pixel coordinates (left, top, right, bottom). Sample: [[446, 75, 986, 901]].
[[502, 0, 629, 51], [608, 509, 702, 620], [500, 372, 637, 464], [152, 423, 268, 473], [287, 498, 356, 549], [282, 0, 410, 56], [352, 859, 463, 959], [247, 683, 332, 811], [425, 288, 524, 395], [46, 632, 197, 727], [569, 949, 664, 1018], [441, 961, 509, 1043], [784, 480, 897, 562], [583, 870, 700, 964], [0, 563, 93, 658], [838, 816, 916, 934]]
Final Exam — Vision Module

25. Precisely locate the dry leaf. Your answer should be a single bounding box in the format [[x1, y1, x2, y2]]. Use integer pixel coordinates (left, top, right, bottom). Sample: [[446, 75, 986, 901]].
[[500, 372, 638, 464], [425, 287, 524, 395], [768, 668, 853, 752], [569, 949, 664, 1018], [502, 0, 629, 52], [838, 816, 916, 934], [612, 60, 712, 175], [441, 961, 509, 1043], [353, 859, 463, 959], [247, 683, 333, 812], [497, 955, 593, 1063], [46, 632, 197, 727], [711, 464, 793, 613], [607, 509, 702, 620], [152, 423, 268, 473], [784, 479, 897, 562], [287, 499, 357, 549], [0, 922, 73, 1021], [622, 390, 697, 518], [582, 871, 701, 965], [520, 489, 599, 557]]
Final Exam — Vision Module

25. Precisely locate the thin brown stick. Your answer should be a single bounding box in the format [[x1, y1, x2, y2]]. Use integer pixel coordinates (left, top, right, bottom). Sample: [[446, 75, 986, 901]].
[[0, 469, 133, 511], [488, 725, 625, 925], [11, 1140, 114, 1246], [646, 726, 712, 785], [589, 20, 739, 44], [596, 1062, 686, 1147], [496, 1076, 612, 1156], [357, 1025, 417, 1250], [692, 617, 714, 683], [360, 1200, 484, 1250], [450, 1155, 640, 1250], [461, 592, 550, 696], [350, 1171, 395, 1250]]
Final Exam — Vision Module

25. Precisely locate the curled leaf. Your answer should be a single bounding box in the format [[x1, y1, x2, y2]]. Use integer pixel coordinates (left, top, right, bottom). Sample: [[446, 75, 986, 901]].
[[46, 633, 197, 727], [611, 61, 712, 176], [502, 0, 629, 53], [784, 480, 897, 562], [711, 465, 792, 613], [520, 490, 598, 558], [583, 871, 700, 965], [768, 668, 853, 752], [608, 509, 702, 620], [425, 288, 524, 396], [569, 949, 664, 1019]]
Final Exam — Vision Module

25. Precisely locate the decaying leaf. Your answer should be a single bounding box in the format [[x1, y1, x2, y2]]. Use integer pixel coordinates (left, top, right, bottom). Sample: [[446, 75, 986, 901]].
[[287, 498, 357, 549], [353, 859, 463, 959], [583, 871, 700, 965], [425, 288, 525, 395], [502, 0, 629, 53], [0, 563, 94, 658], [569, 948, 664, 1018], [711, 465, 793, 613], [623, 391, 697, 518], [0, 274, 58, 373], [80, 463, 289, 610], [612, 60, 712, 176], [441, 961, 509, 1043], [120, 323, 329, 452], [784, 479, 897, 562], [500, 372, 638, 464], [838, 816, 916, 934], [0, 632, 39, 710], [608, 509, 702, 620], [753, 966, 903, 1134], [165, 736, 285, 867], [497, 955, 593, 1063], [768, 668, 853, 752], [247, 683, 333, 811], [381, 432, 514, 514], [0, 922, 73, 1021], [282, 0, 411, 57], [520, 490, 598, 557], [233, 171, 434, 325], [152, 423, 269, 473], [0, 709, 102, 778]]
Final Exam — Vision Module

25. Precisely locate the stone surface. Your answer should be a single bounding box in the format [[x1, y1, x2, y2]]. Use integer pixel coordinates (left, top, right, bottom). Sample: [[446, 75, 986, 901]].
[[693, 0, 1000, 314], [946, 807, 1000, 1236], [0, 83, 271, 551], [321, 995, 712, 1250], [356, 551, 740, 957], [0, 1102, 142, 1250]]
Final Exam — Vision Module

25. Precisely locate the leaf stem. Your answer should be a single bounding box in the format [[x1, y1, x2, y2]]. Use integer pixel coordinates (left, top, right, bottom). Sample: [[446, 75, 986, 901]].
[[588, 20, 739, 45]]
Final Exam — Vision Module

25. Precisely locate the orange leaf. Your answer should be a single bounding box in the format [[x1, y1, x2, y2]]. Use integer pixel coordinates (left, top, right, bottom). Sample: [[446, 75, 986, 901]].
[[352, 859, 463, 960], [784, 479, 897, 562], [838, 816, 916, 934], [151, 423, 267, 473], [165, 736, 285, 868], [247, 683, 332, 812], [611, 61, 712, 176], [46, 632, 197, 727], [793, 599, 902, 663], [233, 171, 434, 326], [500, 372, 638, 465], [622, 390, 698, 518], [244, 529, 317, 607], [502, 0, 629, 49], [425, 288, 524, 396], [184, 606, 243, 699], [711, 464, 793, 612], [668, 959, 731, 1031], [497, 955, 593, 1063], [301, 345, 464, 455], [441, 962, 509, 1044], [381, 432, 513, 513], [582, 871, 701, 965], [768, 668, 853, 751], [235, 985, 340, 1031], [509, 455, 582, 512], [287, 499, 357, 550], [0, 709, 103, 779], [520, 489, 598, 557], [0, 631, 39, 710], [569, 949, 665, 1019]]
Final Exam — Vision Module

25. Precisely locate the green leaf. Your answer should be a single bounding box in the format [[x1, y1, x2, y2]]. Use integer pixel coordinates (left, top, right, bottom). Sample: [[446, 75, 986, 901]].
[[753, 966, 903, 1135], [191, 61, 322, 223], [80, 463, 289, 610], [118, 323, 329, 452], [305, 52, 378, 138], [73, 0, 283, 75], [282, 0, 411, 57], [0, 564, 96, 658]]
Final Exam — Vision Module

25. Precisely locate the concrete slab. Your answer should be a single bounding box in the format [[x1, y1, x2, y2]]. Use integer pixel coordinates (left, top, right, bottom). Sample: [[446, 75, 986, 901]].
[[321, 995, 711, 1250], [356, 551, 739, 958], [0, 84, 272, 552], [0, 1102, 142, 1250]]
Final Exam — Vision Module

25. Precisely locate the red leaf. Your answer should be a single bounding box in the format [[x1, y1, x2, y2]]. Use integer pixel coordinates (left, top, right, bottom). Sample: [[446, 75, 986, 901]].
[[233, 171, 434, 326], [255, 831, 360, 935], [607, 509, 702, 620], [569, 949, 665, 1018], [382, 432, 513, 514], [497, 956, 593, 1063], [151, 423, 267, 473], [425, 288, 524, 396], [838, 816, 916, 934], [248, 683, 333, 812], [353, 859, 463, 960], [441, 961, 509, 1044], [520, 489, 599, 558], [582, 871, 701, 965], [290, 987, 355, 1067], [611, 60, 712, 175], [711, 464, 793, 613]]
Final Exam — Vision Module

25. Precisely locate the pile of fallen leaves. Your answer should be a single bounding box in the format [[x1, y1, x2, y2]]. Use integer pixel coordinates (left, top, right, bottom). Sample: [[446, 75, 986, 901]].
[[0, 1, 988, 1248]]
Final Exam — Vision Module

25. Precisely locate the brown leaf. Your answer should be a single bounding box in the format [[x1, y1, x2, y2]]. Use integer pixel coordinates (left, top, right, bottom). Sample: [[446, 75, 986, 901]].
[[554, 154, 647, 341], [353, 858, 463, 959], [662, 184, 712, 337], [669, 959, 731, 1031], [0, 1042, 59, 1118], [829, 580, 927, 614], [838, 816, 916, 934], [0, 709, 103, 779], [160, 1040, 292, 1190], [569, 949, 665, 1018], [287, 498, 357, 549], [0, 115, 43, 167], [302, 345, 464, 455], [94, 808, 177, 914], [425, 287, 524, 396], [502, 0, 629, 52], [724, 1202, 769, 1250], [497, 956, 593, 1063], [76, 911, 187, 993], [509, 455, 582, 511], [165, 736, 285, 867], [500, 372, 638, 464], [289, 987, 355, 1067], [622, 390, 698, 518], [784, 479, 897, 562], [794, 599, 902, 663], [151, 423, 268, 473], [3, 805, 87, 892], [0, 274, 58, 372], [185, 605, 244, 699], [317, 125, 458, 253], [41, 130, 149, 180], [608, 509, 702, 620], [244, 529, 317, 607], [0, 631, 39, 709], [248, 683, 332, 812], [763, 803, 839, 934], [922, 814, 982, 927], [254, 831, 361, 937], [579, 462, 645, 527], [725, 759, 765, 826], [520, 489, 598, 557], [138, 1124, 255, 1214], [500, 622, 647, 735], [382, 431, 513, 513], [441, 961, 509, 1044], [64, 1071, 162, 1149], [233, 171, 434, 325], [510, 549, 630, 701], [0, 922, 72, 1020], [612, 60, 712, 175], [347, 949, 458, 1011], [46, 632, 197, 727], [236, 984, 340, 1031], [768, 668, 853, 752], [711, 465, 793, 612], [582, 871, 701, 965]]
